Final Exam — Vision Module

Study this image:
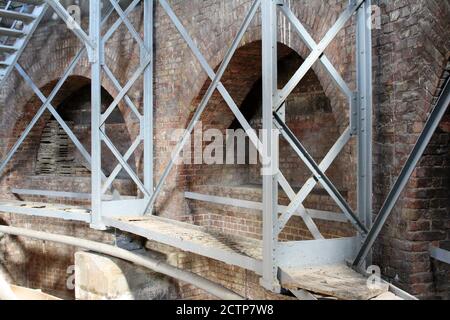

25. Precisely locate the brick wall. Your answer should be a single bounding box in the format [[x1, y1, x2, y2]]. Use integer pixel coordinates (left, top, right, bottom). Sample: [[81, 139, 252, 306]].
[[0, 0, 448, 299], [371, 0, 450, 299], [0, 214, 115, 299]]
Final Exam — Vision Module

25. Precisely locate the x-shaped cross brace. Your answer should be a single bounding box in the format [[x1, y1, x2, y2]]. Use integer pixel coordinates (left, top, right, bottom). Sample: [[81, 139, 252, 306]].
[[0, 2, 124, 196], [141, 0, 328, 240], [98, 0, 153, 198], [273, 0, 369, 236]]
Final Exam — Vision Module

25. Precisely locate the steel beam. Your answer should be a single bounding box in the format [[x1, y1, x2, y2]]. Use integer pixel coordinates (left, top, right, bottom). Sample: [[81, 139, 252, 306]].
[[278, 4, 352, 100], [184, 191, 348, 223], [109, 0, 147, 51], [11, 188, 118, 201], [101, 131, 151, 198], [103, 0, 142, 45], [144, 0, 154, 198], [101, 56, 152, 125], [275, 174, 324, 240], [0, 201, 91, 223], [260, 0, 279, 292], [356, 0, 373, 266], [103, 64, 143, 121], [430, 245, 450, 265], [0, 51, 84, 176], [277, 237, 358, 269], [353, 76, 450, 267], [14, 63, 92, 168], [102, 136, 142, 194], [0, 3, 48, 89], [90, 0, 103, 229], [276, 128, 352, 233], [103, 216, 263, 275]]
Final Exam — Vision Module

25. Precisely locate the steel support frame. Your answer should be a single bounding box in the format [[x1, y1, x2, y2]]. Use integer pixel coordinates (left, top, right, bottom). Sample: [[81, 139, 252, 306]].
[[0, 0, 383, 294], [429, 245, 450, 265], [261, 0, 279, 292], [356, 0, 373, 266], [257, 0, 370, 290], [271, 1, 368, 243], [0, 1, 154, 229], [0, 2, 48, 89], [89, 0, 103, 228], [90, 0, 154, 229], [133, 0, 371, 291]]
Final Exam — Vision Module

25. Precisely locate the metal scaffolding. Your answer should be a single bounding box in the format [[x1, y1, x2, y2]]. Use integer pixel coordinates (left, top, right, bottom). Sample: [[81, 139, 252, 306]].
[[0, 0, 447, 296]]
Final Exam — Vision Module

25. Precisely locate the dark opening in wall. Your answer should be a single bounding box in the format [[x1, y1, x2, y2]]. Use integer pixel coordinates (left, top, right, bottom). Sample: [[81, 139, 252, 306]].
[[184, 42, 354, 241], [5, 78, 138, 203], [34, 85, 136, 179]]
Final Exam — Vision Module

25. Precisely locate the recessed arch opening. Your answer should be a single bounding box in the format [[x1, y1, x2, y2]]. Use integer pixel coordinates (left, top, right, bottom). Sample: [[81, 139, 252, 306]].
[[3, 76, 138, 204], [181, 41, 356, 241]]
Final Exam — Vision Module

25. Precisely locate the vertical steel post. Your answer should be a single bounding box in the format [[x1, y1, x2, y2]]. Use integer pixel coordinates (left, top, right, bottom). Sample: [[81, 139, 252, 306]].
[[261, 0, 280, 292], [356, 0, 373, 264], [143, 0, 154, 207], [90, 0, 103, 229]]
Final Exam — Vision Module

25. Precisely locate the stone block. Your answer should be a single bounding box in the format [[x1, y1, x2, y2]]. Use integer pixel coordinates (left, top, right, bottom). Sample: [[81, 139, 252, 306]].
[[75, 251, 177, 300]]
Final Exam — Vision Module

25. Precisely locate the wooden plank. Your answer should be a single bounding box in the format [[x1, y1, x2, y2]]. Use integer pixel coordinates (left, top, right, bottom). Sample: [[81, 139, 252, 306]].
[[104, 216, 263, 274], [10, 285, 61, 300], [281, 264, 389, 300], [0, 200, 91, 222], [371, 292, 403, 300]]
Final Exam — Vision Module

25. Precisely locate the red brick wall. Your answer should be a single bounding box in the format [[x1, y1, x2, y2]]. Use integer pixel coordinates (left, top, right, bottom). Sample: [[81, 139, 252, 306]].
[[0, 214, 115, 299], [0, 0, 448, 299], [371, 0, 450, 299], [0, 9, 144, 298]]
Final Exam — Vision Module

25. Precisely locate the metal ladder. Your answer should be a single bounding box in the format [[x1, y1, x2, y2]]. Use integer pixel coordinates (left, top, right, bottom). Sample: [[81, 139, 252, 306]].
[[0, 0, 47, 88]]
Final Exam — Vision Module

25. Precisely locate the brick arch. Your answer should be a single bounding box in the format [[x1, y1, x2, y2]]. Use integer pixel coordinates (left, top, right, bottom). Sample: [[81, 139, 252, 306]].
[[152, 38, 354, 225], [155, 0, 354, 132], [185, 40, 349, 185], [0, 10, 152, 185], [0, 75, 91, 183], [370, 1, 449, 299], [152, 0, 358, 217], [0, 73, 138, 198]]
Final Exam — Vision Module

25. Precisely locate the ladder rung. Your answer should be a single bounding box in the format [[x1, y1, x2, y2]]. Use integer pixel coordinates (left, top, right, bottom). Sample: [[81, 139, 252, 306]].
[[0, 44, 17, 53], [0, 27, 26, 38], [0, 9, 36, 23]]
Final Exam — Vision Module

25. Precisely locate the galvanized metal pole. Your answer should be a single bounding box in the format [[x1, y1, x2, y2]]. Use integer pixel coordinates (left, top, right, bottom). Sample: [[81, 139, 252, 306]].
[[356, 0, 373, 265], [260, 0, 280, 292], [143, 0, 154, 205], [90, 0, 104, 229]]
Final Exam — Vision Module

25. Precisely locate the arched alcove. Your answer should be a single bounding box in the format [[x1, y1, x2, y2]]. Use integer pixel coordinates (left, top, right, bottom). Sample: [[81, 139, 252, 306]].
[[181, 41, 355, 241], [4, 76, 137, 204]]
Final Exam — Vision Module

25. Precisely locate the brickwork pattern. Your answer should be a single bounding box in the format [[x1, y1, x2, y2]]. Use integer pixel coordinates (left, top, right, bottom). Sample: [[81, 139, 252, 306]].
[[0, 0, 448, 299]]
